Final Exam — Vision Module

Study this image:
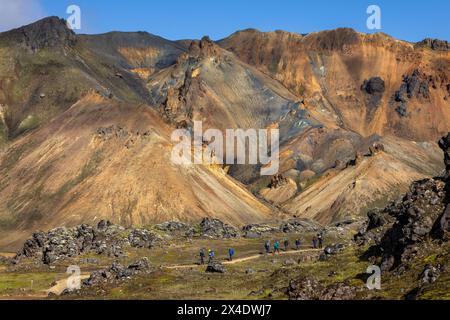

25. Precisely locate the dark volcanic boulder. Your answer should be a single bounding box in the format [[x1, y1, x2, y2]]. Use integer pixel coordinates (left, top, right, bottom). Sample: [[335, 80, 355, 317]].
[[367, 209, 392, 230], [128, 229, 161, 248], [363, 133, 450, 272], [83, 258, 151, 287], [438, 133, 450, 178], [437, 207, 450, 239], [205, 260, 226, 273], [362, 77, 385, 95], [378, 179, 446, 271], [324, 244, 345, 255], [362, 77, 385, 111], [354, 208, 394, 244], [420, 264, 441, 285]]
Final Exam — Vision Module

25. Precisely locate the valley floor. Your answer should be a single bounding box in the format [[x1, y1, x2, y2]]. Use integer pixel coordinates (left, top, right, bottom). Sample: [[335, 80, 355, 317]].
[[1, 230, 448, 300]]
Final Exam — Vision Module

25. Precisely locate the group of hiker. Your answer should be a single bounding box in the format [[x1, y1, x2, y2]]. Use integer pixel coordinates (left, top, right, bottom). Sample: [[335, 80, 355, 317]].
[[264, 237, 303, 255], [198, 247, 235, 265], [199, 233, 325, 264], [312, 233, 324, 249]]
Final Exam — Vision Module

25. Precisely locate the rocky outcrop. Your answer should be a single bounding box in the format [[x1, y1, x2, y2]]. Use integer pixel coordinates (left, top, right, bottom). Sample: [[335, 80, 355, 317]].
[[199, 218, 238, 238], [416, 38, 450, 51], [268, 174, 288, 189], [362, 77, 385, 95], [393, 69, 431, 117], [96, 125, 130, 141], [354, 208, 394, 244], [345, 152, 364, 167], [279, 218, 319, 233], [362, 77, 385, 111], [367, 209, 392, 230], [205, 259, 226, 273], [155, 221, 194, 237], [80, 258, 151, 289], [288, 276, 360, 300], [420, 264, 442, 285], [128, 229, 161, 249], [15, 221, 163, 265], [242, 224, 278, 238], [363, 133, 450, 271], [259, 177, 298, 204], [16, 221, 127, 264], [319, 243, 346, 261], [404, 263, 446, 300], [437, 207, 450, 240], [188, 36, 221, 58], [438, 133, 450, 179], [368, 142, 385, 156], [377, 178, 446, 271], [437, 134, 450, 240]]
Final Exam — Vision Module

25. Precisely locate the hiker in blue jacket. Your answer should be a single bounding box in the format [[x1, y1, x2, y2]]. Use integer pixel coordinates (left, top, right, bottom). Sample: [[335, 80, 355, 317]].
[[228, 248, 235, 261], [208, 249, 215, 263]]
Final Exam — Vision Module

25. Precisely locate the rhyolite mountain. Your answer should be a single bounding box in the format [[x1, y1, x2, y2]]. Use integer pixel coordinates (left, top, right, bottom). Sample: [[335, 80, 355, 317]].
[[0, 17, 449, 249]]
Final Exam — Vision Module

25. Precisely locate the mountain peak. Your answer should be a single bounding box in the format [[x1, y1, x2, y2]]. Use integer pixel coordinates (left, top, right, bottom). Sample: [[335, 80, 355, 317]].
[[186, 35, 221, 58], [416, 38, 450, 51], [1, 16, 76, 51]]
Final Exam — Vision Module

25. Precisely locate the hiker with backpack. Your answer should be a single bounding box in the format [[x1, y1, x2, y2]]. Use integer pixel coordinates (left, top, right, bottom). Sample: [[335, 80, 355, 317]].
[[208, 249, 215, 263], [295, 239, 301, 250], [199, 248, 206, 265], [312, 236, 318, 249], [283, 238, 289, 251], [273, 241, 280, 255], [318, 233, 323, 249], [264, 240, 271, 255], [228, 248, 235, 261]]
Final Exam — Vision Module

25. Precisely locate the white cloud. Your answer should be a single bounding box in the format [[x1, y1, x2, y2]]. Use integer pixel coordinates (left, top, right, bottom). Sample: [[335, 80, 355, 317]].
[[0, 0, 47, 32]]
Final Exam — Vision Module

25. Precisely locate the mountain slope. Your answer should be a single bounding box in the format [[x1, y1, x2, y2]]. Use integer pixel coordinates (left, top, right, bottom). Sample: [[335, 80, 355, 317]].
[[146, 36, 317, 138], [219, 28, 450, 141], [282, 135, 443, 224], [0, 92, 274, 250], [0, 18, 449, 249], [0, 17, 185, 146]]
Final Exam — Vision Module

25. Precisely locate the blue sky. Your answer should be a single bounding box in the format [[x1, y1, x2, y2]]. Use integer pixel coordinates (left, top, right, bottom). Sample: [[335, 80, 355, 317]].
[[1, 0, 449, 42]]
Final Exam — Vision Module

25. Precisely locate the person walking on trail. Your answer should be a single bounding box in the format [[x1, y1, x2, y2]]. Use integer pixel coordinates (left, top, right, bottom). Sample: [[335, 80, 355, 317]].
[[312, 236, 318, 249], [199, 248, 206, 265], [208, 249, 215, 263], [273, 241, 280, 255], [264, 240, 271, 255], [318, 233, 323, 249], [295, 239, 301, 250], [228, 248, 235, 261], [283, 238, 289, 251]]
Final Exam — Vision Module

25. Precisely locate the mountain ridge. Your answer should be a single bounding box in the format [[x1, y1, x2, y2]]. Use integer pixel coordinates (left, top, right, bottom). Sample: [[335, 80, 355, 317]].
[[0, 17, 449, 250]]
